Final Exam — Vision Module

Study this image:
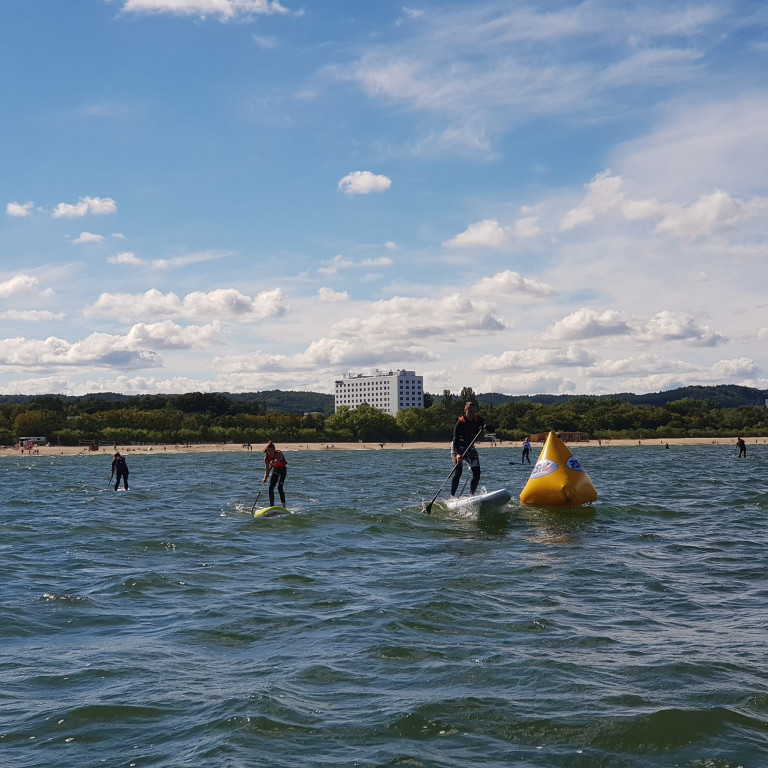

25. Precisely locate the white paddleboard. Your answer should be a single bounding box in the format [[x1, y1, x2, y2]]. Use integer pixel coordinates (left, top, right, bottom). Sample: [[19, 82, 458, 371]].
[[445, 488, 512, 513]]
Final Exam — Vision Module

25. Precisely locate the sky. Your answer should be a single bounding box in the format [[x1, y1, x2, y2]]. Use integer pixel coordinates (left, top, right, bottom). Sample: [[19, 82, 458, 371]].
[[1, 0, 768, 398]]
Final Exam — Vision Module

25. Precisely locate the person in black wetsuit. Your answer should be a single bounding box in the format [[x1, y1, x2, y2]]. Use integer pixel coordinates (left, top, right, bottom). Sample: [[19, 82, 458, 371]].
[[450, 402, 490, 498], [110, 451, 129, 490], [736, 437, 747, 458]]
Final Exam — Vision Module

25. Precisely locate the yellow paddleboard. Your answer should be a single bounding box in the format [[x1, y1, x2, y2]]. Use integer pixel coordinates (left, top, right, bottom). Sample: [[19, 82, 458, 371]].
[[519, 431, 597, 508], [253, 506, 291, 519]]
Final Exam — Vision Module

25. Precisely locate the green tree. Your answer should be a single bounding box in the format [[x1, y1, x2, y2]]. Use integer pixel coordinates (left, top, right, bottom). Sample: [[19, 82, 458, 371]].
[[13, 409, 63, 442]]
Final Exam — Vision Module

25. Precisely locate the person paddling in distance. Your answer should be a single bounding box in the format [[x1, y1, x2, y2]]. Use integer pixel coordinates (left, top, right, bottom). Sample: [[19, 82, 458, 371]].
[[262, 441, 288, 508], [110, 451, 129, 490], [450, 401, 491, 499], [521, 437, 532, 464], [736, 436, 747, 458]]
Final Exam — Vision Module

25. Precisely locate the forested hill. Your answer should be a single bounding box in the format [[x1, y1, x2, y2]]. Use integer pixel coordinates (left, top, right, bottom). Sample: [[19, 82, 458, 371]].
[[0, 390, 336, 415], [0, 384, 765, 414], [476, 385, 768, 409]]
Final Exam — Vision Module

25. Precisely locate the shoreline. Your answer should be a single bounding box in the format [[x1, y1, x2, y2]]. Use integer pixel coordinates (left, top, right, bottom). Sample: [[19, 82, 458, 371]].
[[5, 436, 766, 457]]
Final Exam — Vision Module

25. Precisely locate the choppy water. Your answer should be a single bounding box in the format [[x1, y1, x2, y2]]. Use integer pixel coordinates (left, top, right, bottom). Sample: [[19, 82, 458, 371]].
[[1, 444, 766, 768]]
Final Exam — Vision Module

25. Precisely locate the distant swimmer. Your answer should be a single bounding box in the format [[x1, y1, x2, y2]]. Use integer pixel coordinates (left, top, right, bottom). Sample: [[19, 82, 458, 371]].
[[736, 437, 747, 459], [263, 441, 288, 507], [110, 451, 129, 490]]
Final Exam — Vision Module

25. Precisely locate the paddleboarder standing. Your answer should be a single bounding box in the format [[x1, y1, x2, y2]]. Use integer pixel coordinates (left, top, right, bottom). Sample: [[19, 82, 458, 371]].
[[450, 402, 489, 498], [262, 441, 288, 507], [110, 451, 129, 490], [736, 436, 747, 458]]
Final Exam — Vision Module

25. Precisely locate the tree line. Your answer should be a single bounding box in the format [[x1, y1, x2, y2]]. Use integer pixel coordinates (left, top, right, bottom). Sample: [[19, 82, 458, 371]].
[[1, 388, 767, 447]]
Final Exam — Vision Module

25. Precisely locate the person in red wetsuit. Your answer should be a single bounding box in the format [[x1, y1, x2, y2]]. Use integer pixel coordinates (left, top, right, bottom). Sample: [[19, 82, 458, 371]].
[[450, 402, 490, 498], [262, 441, 288, 507]]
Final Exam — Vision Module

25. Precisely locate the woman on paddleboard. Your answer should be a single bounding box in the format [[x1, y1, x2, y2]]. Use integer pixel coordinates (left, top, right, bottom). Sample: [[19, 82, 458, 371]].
[[450, 402, 489, 499], [110, 452, 129, 490], [262, 441, 288, 508]]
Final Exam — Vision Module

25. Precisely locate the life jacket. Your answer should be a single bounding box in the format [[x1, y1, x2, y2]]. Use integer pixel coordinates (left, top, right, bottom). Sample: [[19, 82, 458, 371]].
[[266, 450, 287, 469]]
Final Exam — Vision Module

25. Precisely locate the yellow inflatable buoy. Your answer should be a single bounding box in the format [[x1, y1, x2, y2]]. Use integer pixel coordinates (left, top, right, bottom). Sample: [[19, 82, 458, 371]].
[[519, 431, 597, 508]]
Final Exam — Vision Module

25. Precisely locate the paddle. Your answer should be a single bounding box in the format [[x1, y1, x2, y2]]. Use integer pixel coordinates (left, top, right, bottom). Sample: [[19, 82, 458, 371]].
[[250, 469, 271, 514], [423, 427, 483, 514]]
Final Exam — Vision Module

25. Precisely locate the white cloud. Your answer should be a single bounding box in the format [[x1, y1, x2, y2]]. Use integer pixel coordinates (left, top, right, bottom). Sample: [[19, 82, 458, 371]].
[[333, 294, 504, 340], [6, 201, 33, 217], [338, 171, 392, 195], [401, 7, 424, 21], [0, 310, 65, 322], [0, 334, 162, 371], [73, 232, 105, 244], [560, 171, 627, 230], [0, 274, 44, 299], [318, 254, 393, 275], [654, 190, 768, 238], [253, 35, 277, 48], [343, 4, 724, 153], [125, 321, 223, 349], [616, 95, 768, 199], [444, 219, 508, 248], [317, 287, 349, 303], [541, 308, 632, 341], [603, 354, 761, 394], [590, 353, 697, 378], [513, 216, 540, 238], [150, 250, 231, 269], [709, 358, 758, 378], [471, 270, 555, 300], [212, 336, 438, 374], [85, 287, 287, 321], [52, 196, 117, 218], [641, 310, 726, 346], [108, 252, 143, 265], [557, 169, 768, 240], [479, 372, 578, 396], [121, 0, 290, 19], [476, 346, 594, 371]]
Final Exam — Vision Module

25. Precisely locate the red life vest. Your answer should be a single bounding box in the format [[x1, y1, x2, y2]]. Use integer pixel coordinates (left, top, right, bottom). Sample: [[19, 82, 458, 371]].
[[266, 449, 287, 469]]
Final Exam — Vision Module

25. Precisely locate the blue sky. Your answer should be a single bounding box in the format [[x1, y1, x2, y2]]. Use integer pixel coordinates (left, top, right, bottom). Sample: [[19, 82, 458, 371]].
[[2, 0, 767, 397]]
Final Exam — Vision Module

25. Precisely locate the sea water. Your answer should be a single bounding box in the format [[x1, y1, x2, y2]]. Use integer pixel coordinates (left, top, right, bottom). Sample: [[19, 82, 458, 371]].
[[1, 445, 766, 767]]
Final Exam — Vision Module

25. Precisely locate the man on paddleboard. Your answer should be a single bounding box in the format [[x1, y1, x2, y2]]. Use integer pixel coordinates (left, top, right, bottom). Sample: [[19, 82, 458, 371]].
[[262, 441, 288, 507], [110, 452, 129, 490], [450, 402, 490, 498]]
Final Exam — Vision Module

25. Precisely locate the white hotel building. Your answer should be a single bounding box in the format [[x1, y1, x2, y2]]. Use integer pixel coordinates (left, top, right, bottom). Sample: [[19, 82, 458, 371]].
[[334, 370, 424, 417]]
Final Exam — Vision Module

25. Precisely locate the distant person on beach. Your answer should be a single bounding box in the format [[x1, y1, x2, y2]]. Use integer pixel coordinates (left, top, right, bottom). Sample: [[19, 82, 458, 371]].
[[736, 437, 747, 458], [521, 438, 532, 464], [262, 441, 288, 507], [110, 452, 129, 490], [450, 402, 490, 498]]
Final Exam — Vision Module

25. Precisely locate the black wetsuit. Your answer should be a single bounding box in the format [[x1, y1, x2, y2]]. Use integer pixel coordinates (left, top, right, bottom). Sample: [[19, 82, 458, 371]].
[[112, 456, 129, 490], [450, 415, 485, 496]]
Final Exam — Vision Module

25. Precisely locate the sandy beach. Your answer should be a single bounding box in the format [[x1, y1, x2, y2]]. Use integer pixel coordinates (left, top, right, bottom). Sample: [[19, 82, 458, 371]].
[[6, 435, 766, 457]]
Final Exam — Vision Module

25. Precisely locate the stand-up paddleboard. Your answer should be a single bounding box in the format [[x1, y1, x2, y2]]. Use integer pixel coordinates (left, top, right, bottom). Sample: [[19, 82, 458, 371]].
[[253, 506, 291, 519], [445, 488, 512, 513]]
